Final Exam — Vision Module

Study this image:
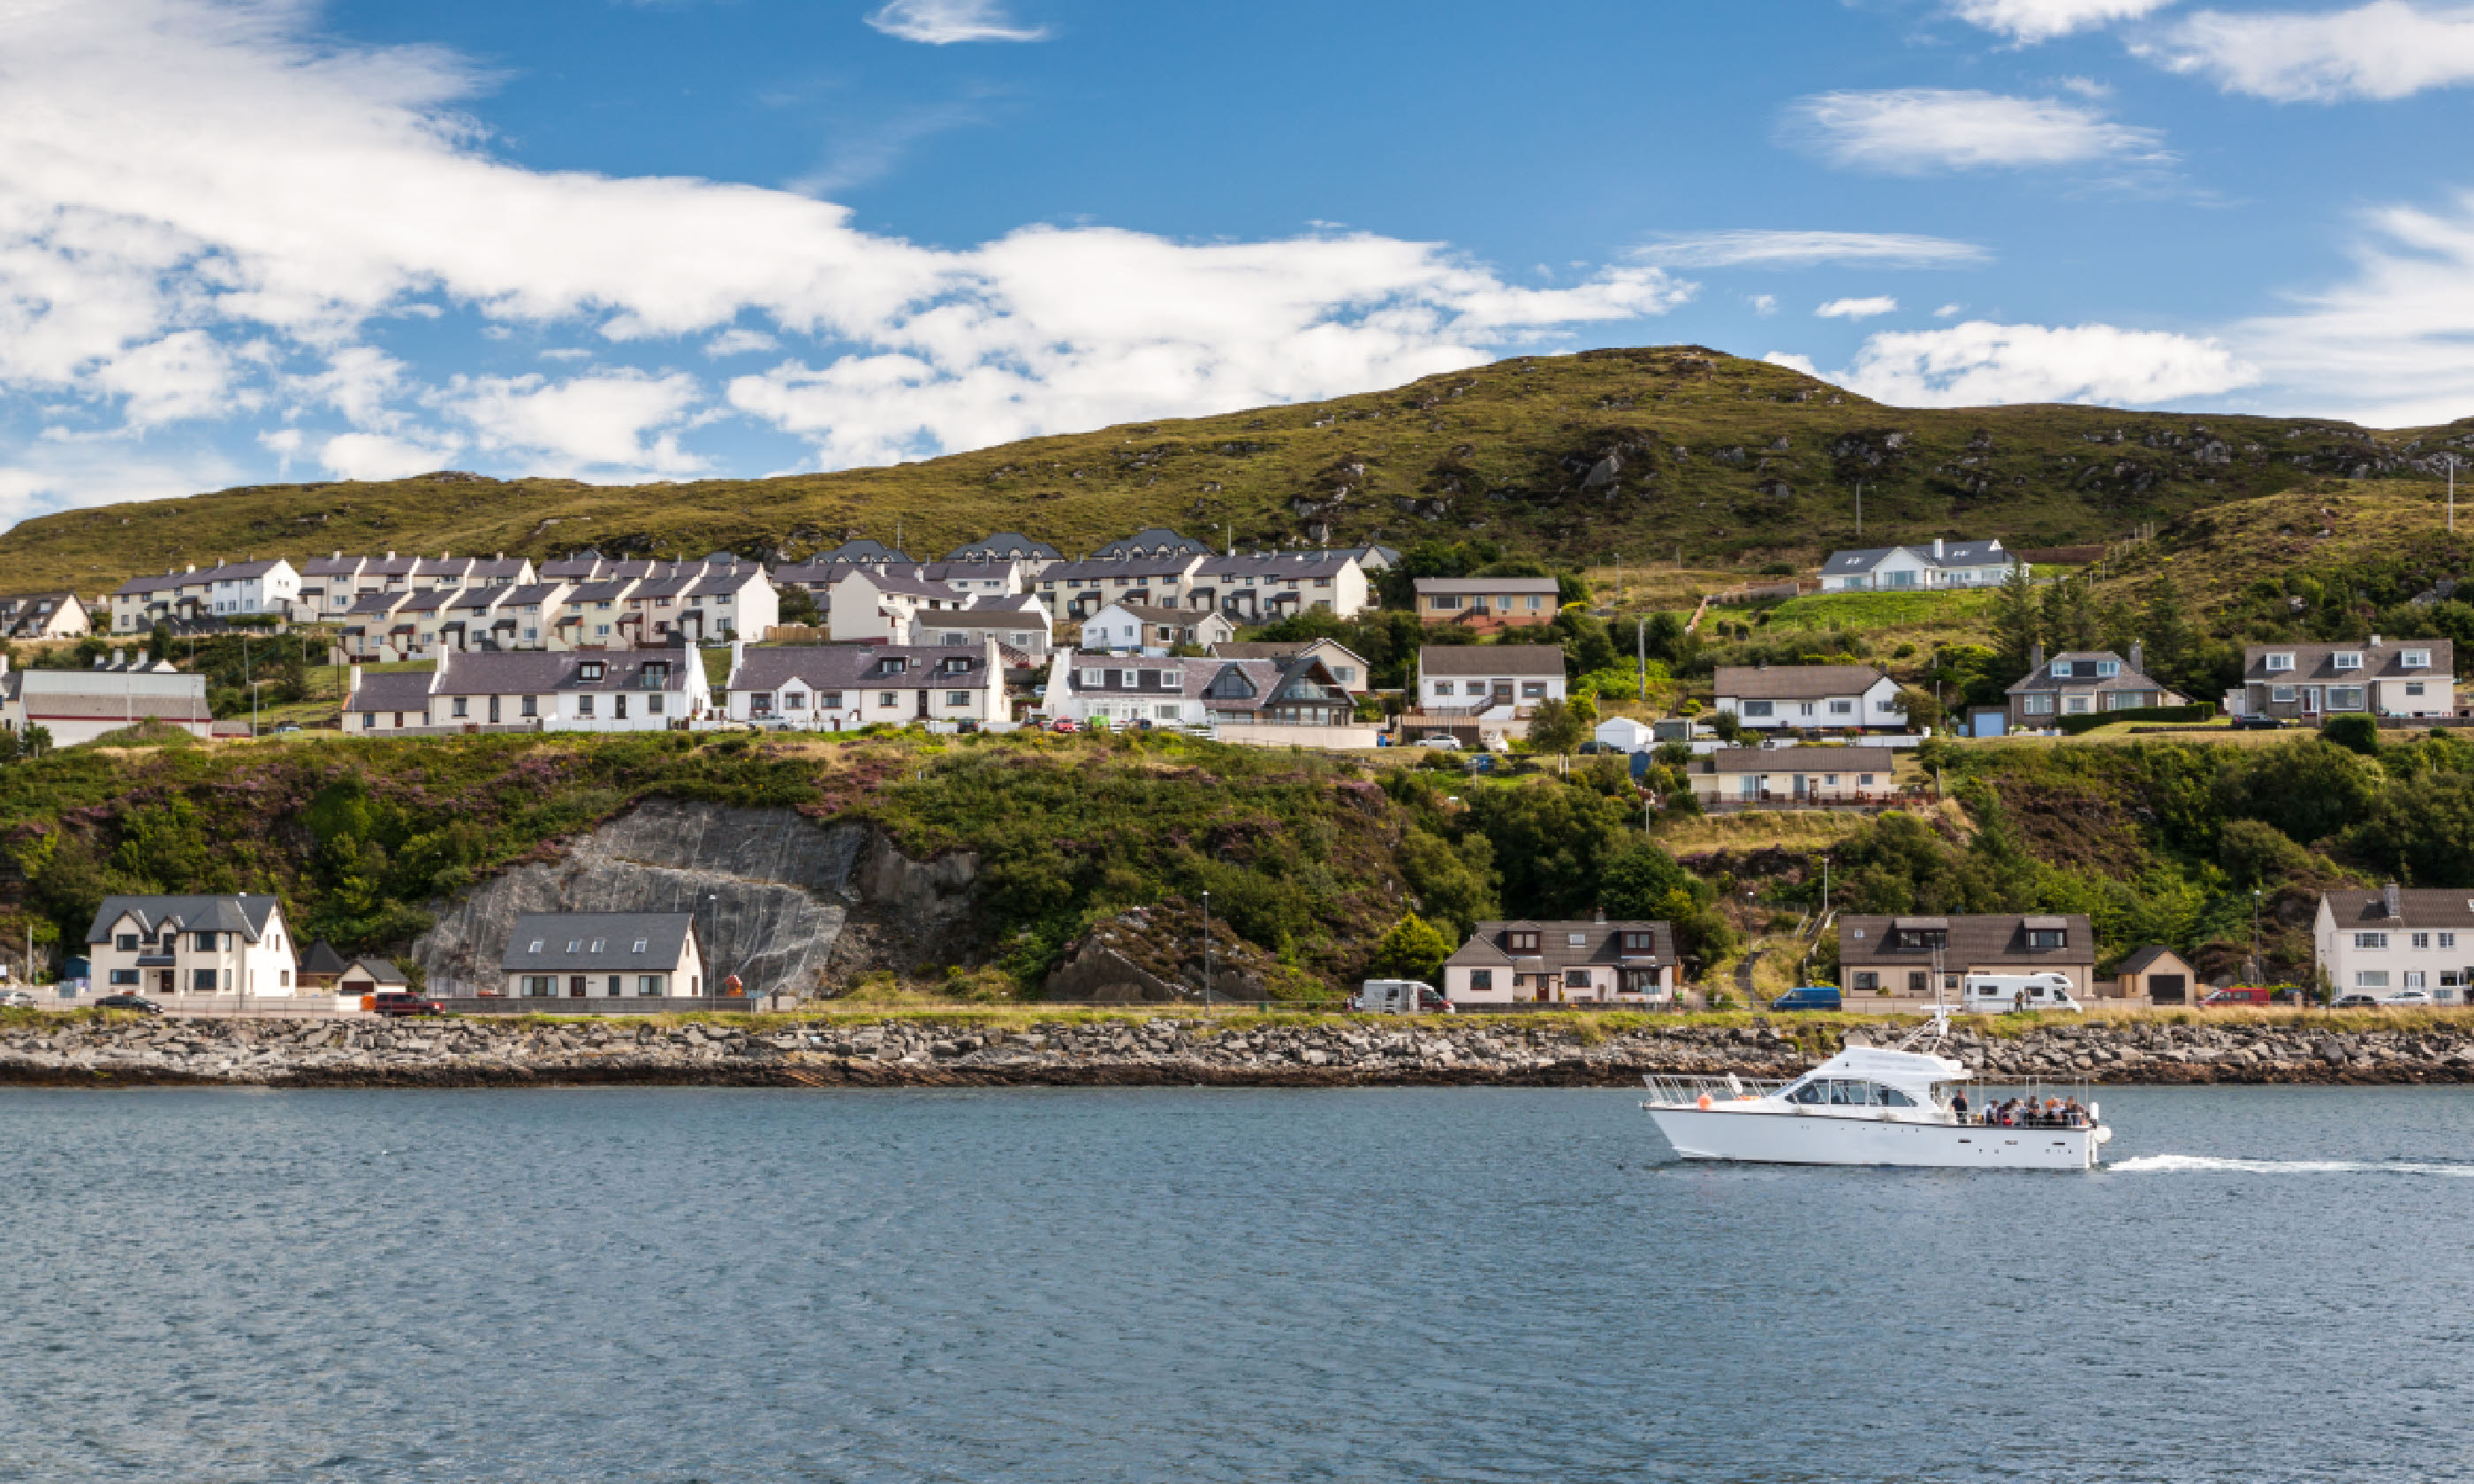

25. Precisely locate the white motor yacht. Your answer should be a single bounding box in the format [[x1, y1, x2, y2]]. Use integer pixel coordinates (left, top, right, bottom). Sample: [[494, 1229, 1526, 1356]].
[[1640, 1014, 2112, 1170]]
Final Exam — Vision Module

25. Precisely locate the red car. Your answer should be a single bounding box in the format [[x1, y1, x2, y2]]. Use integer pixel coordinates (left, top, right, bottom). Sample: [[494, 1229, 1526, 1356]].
[[370, 991, 447, 1018], [1049, 718, 1079, 733], [2202, 987, 2275, 1007]]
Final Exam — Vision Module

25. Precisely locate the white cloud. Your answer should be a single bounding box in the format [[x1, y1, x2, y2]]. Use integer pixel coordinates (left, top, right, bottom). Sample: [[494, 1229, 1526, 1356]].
[[257, 428, 302, 457], [703, 328, 780, 357], [2236, 190, 2474, 424], [1637, 229, 1989, 269], [865, 0, 1047, 44], [440, 369, 707, 477], [0, 0, 1698, 512], [1948, 0, 2178, 43], [1840, 321, 2257, 406], [2137, 3, 2474, 102], [1764, 352, 1821, 375], [1934, 302, 1966, 316], [1750, 293, 1780, 315], [1817, 296, 1901, 319], [321, 431, 463, 482], [1784, 89, 2167, 173]]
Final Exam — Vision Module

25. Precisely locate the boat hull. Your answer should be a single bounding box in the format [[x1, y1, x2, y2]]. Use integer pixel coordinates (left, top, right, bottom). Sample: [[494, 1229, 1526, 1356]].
[[1646, 1109, 2100, 1170]]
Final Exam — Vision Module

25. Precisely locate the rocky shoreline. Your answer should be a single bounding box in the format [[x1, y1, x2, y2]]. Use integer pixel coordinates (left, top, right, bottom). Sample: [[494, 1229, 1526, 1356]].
[[4, 1014, 2472, 1088]]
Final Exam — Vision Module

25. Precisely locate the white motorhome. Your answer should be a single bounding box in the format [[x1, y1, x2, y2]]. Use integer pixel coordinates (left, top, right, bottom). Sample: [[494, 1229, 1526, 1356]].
[[1962, 972, 2083, 1014], [1355, 980, 1452, 1014]]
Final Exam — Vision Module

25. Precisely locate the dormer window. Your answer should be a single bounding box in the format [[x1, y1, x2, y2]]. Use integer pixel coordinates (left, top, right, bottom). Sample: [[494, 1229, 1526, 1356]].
[[2049, 661, 2068, 678], [1621, 931, 1654, 953], [1567, 933, 1586, 946], [2403, 649, 2432, 670], [2026, 928, 2068, 950], [2333, 652, 2363, 670], [2096, 660, 2120, 678], [2264, 653, 2295, 672], [1506, 930, 1540, 951], [579, 662, 604, 681]]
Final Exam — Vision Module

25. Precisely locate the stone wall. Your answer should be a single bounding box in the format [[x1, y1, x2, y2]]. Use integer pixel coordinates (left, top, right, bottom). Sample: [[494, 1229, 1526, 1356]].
[[3, 1015, 2469, 1088]]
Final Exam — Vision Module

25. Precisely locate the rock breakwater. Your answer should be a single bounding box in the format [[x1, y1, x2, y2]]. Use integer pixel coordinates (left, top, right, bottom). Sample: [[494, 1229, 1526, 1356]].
[[3, 1015, 2470, 1088]]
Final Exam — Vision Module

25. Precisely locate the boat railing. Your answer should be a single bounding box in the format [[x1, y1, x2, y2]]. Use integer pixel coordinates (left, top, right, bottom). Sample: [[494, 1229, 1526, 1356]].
[[1641, 1073, 1794, 1107], [1953, 1078, 2100, 1128]]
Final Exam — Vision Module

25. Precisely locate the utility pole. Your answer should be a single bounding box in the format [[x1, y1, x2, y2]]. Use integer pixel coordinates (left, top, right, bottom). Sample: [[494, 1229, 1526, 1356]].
[[1201, 890, 1213, 1011], [1855, 481, 1863, 540], [2450, 457, 2459, 534], [1636, 617, 1647, 702]]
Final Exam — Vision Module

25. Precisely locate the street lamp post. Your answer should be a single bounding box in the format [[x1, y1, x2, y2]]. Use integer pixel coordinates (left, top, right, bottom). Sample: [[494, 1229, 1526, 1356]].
[[2251, 888, 2263, 985], [1200, 890, 1213, 1011]]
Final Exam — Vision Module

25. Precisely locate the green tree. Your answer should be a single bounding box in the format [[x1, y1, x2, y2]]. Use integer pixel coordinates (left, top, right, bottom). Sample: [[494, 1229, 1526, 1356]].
[[1891, 685, 1943, 733], [1368, 912, 1454, 981], [1546, 607, 1619, 675], [1528, 698, 1587, 765], [1992, 560, 2041, 676], [1462, 779, 1630, 919], [2219, 818, 2314, 886], [2320, 714, 2380, 756], [776, 587, 820, 626], [2215, 738, 2382, 847], [2141, 574, 2197, 692]]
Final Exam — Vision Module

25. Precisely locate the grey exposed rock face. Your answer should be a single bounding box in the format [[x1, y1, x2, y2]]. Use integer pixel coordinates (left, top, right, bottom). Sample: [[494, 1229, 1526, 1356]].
[[408, 800, 975, 997]]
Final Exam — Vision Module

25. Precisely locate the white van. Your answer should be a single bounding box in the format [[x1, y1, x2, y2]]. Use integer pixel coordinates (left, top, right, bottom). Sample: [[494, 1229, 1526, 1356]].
[[1961, 972, 2084, 1014], [1354, 980, 1453, 1015]]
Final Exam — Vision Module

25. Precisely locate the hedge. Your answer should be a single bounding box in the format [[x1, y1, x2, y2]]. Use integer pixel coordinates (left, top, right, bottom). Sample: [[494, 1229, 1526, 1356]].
[[2053, 702, 2216, 736]]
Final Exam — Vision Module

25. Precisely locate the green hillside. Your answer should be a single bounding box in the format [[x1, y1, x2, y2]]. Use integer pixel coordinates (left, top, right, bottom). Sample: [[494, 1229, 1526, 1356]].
[[11, 345, 2470, 596]]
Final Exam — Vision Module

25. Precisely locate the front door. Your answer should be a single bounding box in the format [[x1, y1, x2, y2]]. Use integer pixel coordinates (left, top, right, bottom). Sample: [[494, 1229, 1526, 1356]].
[[569, 975, 587, 998], [156, 970, 174, 995]]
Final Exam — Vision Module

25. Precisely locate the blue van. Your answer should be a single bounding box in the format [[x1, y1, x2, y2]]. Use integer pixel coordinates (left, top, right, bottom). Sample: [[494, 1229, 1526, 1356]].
[[1769, 987, 1842, 1012]]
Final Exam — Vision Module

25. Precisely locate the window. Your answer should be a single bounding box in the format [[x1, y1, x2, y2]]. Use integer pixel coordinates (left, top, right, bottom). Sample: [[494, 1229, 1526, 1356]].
[[2356, 970, 2390, 988], [2408, 682, 2426, 697], [2413, 933, 2430, 950], [1431, 681, 1454, 697], [1742, 700, 1773, 718], [1859, 774, 1876, 786], [110, 969, 139, 986], [521, 695, 538, 717], [1829, 700, 1853, 716], [579, 662, 604, 680], [195, 932, 216, 952], [1907, 971, 1928, 992], [2026, 929, 2067, 950], [2097, 660, 2121, 678], [2271, 685, 2296, 703], [523, 975, 556, 996], [878, 692, 898, 708], [2328, 687, 2365, 711], [2064, 696, 2091, 714], [2333, 652, 2363, 670], [2403, 649, 2432, 670], [2264, 653, 2295, 672], [1622, 931, 1654, 953], [1431, 594, 1461, 610], [1522, 682, 1547, 700], [1506, 931, 1539, 951], [1082, 669, 1104, 686], [528, 940, 543, 953], [2024, 695, 2055, 715], [2405, 971, 2426, 989], [1565, 969, 1591, 988], [1823, 775, 1839, 786], [566, 940, 581, 952], [2356, 932, 2388, 950], [363, 711, 378, 730], [2049, 660, 2069, 678], [1853, 971, 1878, 990], [1468, 970, 1492, 991], [1156, 704, 1180, 720], [451, 696, 467, 718], [2444, 933, 2457, 950], [578, 695, 596, 718], [489, 696, 500, 723], [1798, 702, 1814, 716], [192, 968, 216, 991], [821, 692, 843, 709], [116, 933, 137, 951], [639, 974, 666, 996]]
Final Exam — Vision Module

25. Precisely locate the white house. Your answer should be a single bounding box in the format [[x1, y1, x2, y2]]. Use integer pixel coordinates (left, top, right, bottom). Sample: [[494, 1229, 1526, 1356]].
[[1413, 645, 1568, 717], [1187, 551, 1374, 623], [913, 596, 1054, 659], [87, 894, 299, 998], [1079, 601, 1236, 655], [0, 656, 213, 745], [2238, 639, 2456, 723], [1819, 539, 2019, 592], [1030, 556, 1206, 622], [1039, 652, 1356, 732], [403, 647, 710, 732], [1440, 916, 1677, 1005], [725, 639, 1006, 729], [1687, 746, 1901, 805], [110, 558, 300, 632], [824, 568, 970, 644], [2316, 885, 2474, 1004], [0, 592, 90, 641], [503, 912, 706, 1000], [1712, 665, 1902, 731], [1210, 639, 1373, 693], [1592, 716, 1658, 752]]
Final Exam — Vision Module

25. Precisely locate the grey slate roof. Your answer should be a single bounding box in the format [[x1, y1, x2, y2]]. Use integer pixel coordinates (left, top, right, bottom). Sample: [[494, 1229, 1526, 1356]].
[[729, 643, 992, 693], [1821, 539, 2011, 576], [87, 894, 282, 946], [1837, 912, 2095, 970], [1061, 654, 1280, 701], [2242, 640, 2455, 683], [300, 941, 351, 976], [2319, 888, 2474, 931], [1089, 602, 1213, 626], [1418, 644, 1567, 677], [946, 533, 1061, 560], [433, 650, 694, 695], [344, 958, 409, 985], [1445, 919, 1676, 971], [503, 912, 698, 973], [114, 560, 292, 596], [1715, 664, 1890, 700], [1696, 746, 1897, 775], [1039, 556, 1204, 585], [1094, 527, 1211, 558], [2006, 651, 2182, 699], [1413, 577, 1560, 595], [2112, 944, 2187, 977], [350, 671, 436, 712]]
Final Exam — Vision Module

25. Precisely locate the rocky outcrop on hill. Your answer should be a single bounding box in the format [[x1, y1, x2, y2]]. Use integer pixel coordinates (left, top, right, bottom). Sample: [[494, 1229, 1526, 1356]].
[[406, 800, 977, 997], [3, 1015, 2468, 1089]]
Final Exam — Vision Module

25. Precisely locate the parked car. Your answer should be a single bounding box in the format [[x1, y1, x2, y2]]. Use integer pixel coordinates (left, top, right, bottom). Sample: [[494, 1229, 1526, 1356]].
[[274, 723, 302, 734], [370, 991, 447, 1018], [2379, 988, 2436, 1009], [1769, 987, 1841, 1012], [2333, 992, 2382, 1009], [1049, 718, 1079, 733], [93, 994, 163, 1014], [2230, 715, 2286, 731], [0, 988, 35, 1008], [1415, 735, 1461, 751], [1575, 740, 1623, 755], [2202, 987, 2276, 1007]]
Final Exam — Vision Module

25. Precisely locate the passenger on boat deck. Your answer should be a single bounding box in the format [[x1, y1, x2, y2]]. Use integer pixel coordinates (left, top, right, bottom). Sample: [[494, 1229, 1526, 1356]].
[[1950, 1090, 1969, 1122]]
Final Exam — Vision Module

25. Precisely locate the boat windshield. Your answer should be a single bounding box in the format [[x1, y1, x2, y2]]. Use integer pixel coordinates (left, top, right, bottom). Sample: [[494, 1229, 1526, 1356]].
[[1787, 1078, 1916, 1108]]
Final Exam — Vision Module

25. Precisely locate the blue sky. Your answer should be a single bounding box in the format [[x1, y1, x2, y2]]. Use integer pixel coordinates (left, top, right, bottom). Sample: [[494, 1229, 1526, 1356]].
[[5, 0, 2474, 526]]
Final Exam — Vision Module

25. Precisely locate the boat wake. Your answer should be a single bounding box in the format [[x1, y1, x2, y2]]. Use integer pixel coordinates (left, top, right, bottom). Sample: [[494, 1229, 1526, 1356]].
[[2113, 1155, 2474, 1176]]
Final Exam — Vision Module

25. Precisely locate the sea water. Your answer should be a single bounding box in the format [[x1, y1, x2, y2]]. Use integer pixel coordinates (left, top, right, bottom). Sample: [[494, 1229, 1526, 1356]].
[[0, 1084, 2464, 1482]]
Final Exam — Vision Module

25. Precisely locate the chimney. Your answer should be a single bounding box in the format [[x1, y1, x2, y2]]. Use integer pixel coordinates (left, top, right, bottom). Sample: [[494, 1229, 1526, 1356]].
[[186, 564, 195, 574], [2371, 634, 2383, 647], [2029, 641, 2045, 670], [1594, 903, 1607, 925], [2129, 640, 2144, 674], [386, 550, 396, 560], [2384, 881, 2403, 920], [1932, 537, 1945, 558]]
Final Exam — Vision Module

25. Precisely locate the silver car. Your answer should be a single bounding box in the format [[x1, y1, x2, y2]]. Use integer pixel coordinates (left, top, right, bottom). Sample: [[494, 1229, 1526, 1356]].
[[0, 989, 36, 1009]]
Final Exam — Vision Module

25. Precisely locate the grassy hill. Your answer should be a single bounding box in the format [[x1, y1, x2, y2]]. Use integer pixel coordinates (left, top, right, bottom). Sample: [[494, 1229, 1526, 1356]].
[[11, 345, 2472, 597]]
